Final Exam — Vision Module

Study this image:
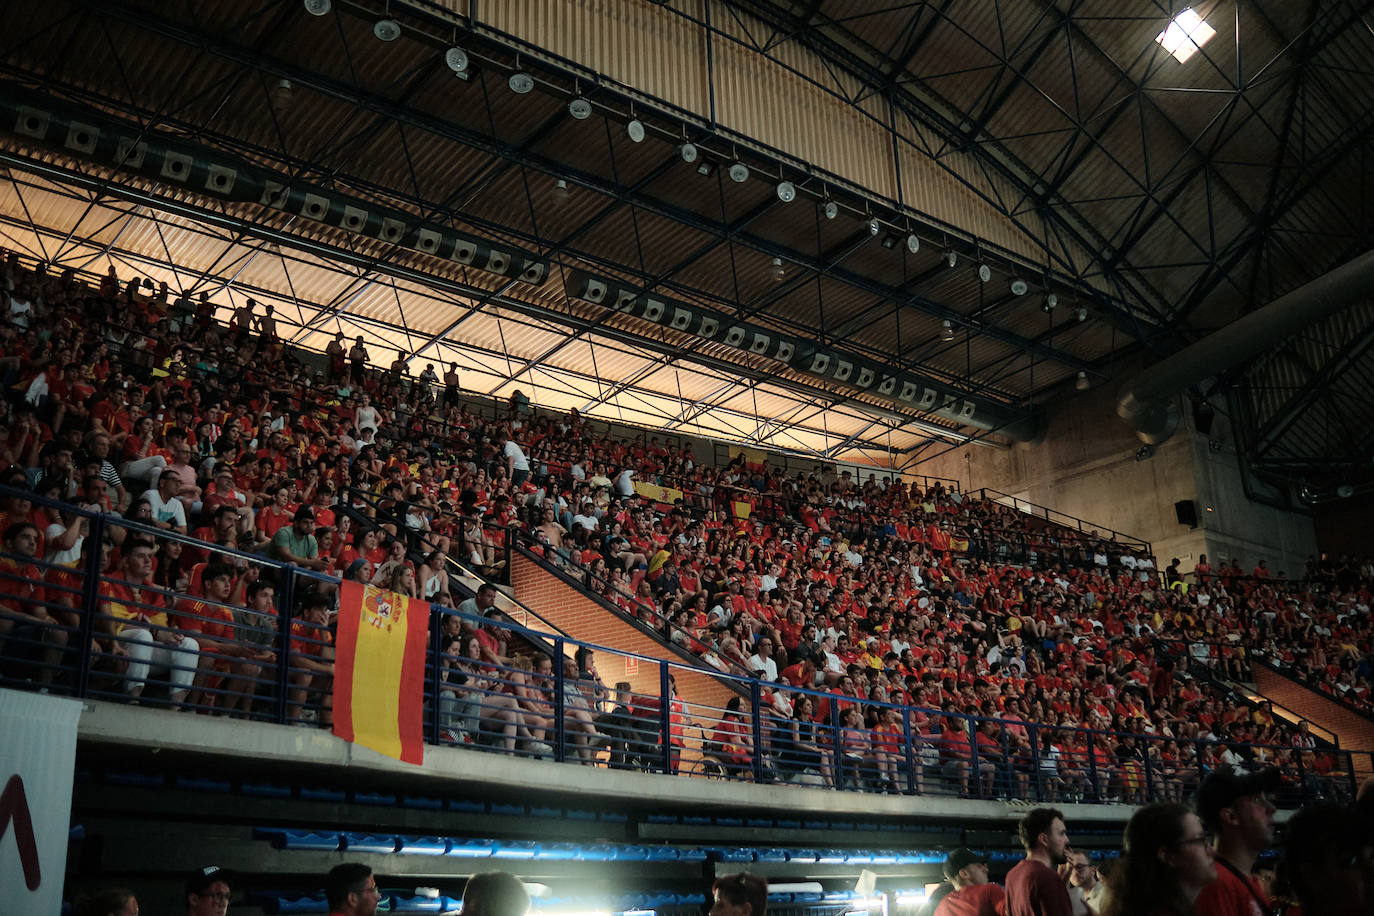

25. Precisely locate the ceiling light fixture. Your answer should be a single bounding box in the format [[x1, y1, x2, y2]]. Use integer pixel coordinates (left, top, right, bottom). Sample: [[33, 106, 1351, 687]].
[[945, 251, 957, 268], [679, 143, 698, 163], [445, 47, 469, 74], [906, 234, 920, 254], [1076, 306, 1087, 321], [373, 16, 401, 41], [303, 0, 331, 15], [940, 319, 955, 342], [867, 218, 880, 236], [880, 234, 899, 250], [1042, 293, 1058, 312], [776, 180, 796, 203], [695, 161, 715, 177], [626, 119, 645, 143], [1156, 8, 1216, 63], [551, 178, 570, 204], [770, 257, 786, 282], [1009, 278, 1028, 296], [568, 98, 592, 120], [1075, 370, 1090, 391], [728, 162, 750, 183], [508, 72, 534, 94], [977, 263, 992, 283], [823, 201, 838, 220]]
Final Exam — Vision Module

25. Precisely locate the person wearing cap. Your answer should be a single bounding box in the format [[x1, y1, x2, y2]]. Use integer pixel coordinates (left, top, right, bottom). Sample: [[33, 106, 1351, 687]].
[[186, 865, 233, 916], [271, 505, 326, 571], [1194, 764, 1279, 916], [1006, 807, 1074, 916], [934, 848, 1004, 916]]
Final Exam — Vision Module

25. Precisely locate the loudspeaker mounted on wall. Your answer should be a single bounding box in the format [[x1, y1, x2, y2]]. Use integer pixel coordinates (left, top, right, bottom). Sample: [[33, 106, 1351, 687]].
[[1174, 499, 1198, 528]]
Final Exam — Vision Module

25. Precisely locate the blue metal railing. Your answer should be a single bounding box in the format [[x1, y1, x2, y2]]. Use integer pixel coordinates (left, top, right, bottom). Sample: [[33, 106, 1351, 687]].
[[0, 487, 1367, 803]]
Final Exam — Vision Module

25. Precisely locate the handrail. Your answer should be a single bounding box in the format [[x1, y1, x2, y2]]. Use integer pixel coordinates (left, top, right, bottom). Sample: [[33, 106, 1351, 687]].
[[1249, 652, 1374, 728], [976, 487, 1153, 555], [0, 490, 1362, 805]]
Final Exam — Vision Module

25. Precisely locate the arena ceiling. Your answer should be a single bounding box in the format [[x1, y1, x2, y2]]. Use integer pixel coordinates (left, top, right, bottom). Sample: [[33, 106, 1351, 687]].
[[0, 0, 1371, 492]]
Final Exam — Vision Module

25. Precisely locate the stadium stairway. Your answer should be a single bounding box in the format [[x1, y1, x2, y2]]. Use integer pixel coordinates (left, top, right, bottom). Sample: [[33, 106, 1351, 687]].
[[508, 545, 746, 713], [1252, 660, 1374, 777]]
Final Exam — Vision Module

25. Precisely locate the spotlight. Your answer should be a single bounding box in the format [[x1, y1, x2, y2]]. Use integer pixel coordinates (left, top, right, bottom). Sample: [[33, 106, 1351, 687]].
[[728, 162, 750, 183], [770, 257, 785, 282], [626, 119, 645, 142], [1043, 293, 1058, 311], [508, 72, 534, 94], [373, 17, 401, 40], [977, 263, 992, 283], [679, 143, 698, 163], [445, 47, 470, 74], [1075, 370, 1089, 391], [880, 234, 899, 250], [823, 201, 838, 220], [1338, 484, 1355, 499], [303, 0, 331, 14], [867, 218, 880, 236], [1135, 445, 1154, 462], [551, 179, 570, 204], [695, 161, 715, 177], [1009, 278, 1028, 296], [1076, 306, 1087, 321], [906, 234, 920, 254], [940, 319, 955, 342], [776, 180, 796, 203], [568, 98, 592, 120], [946, 250, 958, 268]]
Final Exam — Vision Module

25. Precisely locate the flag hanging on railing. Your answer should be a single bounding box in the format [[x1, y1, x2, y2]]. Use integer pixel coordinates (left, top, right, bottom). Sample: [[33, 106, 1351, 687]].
[[332, 580, 431, 765]]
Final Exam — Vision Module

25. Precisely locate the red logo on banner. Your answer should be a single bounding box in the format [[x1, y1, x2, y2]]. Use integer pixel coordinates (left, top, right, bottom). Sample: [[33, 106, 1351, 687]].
[[0, 773, 41, 890]]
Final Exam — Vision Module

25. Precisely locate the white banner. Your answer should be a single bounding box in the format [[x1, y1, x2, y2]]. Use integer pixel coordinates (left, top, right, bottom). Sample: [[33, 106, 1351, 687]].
[[0, 689, 82, 916]]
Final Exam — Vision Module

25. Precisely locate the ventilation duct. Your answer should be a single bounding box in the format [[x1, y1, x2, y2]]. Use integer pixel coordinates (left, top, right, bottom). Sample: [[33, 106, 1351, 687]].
[[0, 85, 549, 286], [1118, 248, 1374, 445], [566, 271, 1043, 441]]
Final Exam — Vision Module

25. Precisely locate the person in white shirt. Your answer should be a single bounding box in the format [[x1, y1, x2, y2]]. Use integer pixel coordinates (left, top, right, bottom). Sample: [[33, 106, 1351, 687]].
[[501, 429, 530, 487], [141, 471, 188, 533], [613, 467, 635, 498], [747, 636, 778, 681], [571, 501, 599, 532], [355, 392, 380, 437]]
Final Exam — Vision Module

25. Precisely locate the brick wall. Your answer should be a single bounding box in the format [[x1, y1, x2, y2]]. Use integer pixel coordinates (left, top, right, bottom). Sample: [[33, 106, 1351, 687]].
[[1254, 664, 1374, 778], [510, 554, 738, 718]]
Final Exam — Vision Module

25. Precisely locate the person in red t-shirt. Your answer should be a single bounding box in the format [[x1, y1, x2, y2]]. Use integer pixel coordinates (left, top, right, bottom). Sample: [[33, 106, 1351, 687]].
[[1005, 808, 1073, 916], [1194, 765, 1279, 916], [934, 848, 1006, 916], [287, 589, 334, 726]]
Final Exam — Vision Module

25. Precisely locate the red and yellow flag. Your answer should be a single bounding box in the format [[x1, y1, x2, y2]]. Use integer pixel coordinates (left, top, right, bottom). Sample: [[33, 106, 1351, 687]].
[[332, 581, 431, 765]]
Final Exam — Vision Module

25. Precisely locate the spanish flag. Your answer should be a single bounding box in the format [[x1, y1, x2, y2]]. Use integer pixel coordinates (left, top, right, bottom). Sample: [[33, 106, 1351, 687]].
[[332, 581, 431, 765]]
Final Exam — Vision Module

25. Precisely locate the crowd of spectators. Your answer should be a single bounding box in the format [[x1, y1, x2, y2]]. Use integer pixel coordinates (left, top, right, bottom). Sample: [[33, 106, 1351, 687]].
[[0, 250, 1370, 801]]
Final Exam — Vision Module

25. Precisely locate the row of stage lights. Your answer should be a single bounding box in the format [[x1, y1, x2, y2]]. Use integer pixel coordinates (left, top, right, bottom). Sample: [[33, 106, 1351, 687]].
[[304, 0, 1090, 335]]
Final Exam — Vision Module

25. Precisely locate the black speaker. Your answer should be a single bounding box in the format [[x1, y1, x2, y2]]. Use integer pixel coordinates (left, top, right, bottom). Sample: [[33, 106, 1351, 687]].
[[1175, 499, 1198, 528]]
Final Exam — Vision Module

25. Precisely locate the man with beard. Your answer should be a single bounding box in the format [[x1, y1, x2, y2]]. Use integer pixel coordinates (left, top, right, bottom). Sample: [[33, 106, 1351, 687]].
[[1005, 808, 1073, 916]]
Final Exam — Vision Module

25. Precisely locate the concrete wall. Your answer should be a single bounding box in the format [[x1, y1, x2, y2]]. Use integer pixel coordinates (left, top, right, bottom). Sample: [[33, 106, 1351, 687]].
[[910, 384, 1316, 572]]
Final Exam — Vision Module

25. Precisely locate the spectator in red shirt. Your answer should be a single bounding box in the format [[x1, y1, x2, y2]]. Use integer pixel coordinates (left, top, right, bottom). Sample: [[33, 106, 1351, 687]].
[[1194, 765, 1279, 916], [934, 847, 1006, 916], [1005, 807, 1073, 916]]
